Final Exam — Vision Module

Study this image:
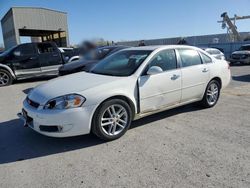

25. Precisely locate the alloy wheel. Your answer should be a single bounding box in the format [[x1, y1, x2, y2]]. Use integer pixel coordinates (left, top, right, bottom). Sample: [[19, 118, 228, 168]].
[[101, 104, 128, 136], [0, 71, 9, 86], [206, 83, 219, 106]]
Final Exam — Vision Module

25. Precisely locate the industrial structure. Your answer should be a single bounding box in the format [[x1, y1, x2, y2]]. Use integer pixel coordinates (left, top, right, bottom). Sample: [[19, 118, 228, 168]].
[[1, 7, 69, 49], [218, 12, 250, 42]]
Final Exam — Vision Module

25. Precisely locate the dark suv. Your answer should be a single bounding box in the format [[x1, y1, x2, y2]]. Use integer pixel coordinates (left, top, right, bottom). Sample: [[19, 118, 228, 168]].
[[0, 42, 65, 86]]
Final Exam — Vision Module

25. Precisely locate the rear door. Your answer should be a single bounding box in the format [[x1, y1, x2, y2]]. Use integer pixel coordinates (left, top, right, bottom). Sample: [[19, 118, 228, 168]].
[[11, 43, 41, 77], [37, 43, 63, 75], [177, 49, 210, 102]]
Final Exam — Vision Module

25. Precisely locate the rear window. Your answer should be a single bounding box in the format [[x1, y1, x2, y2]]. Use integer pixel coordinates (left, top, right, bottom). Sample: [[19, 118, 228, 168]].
[[206, 49, 221, 55], [37, 43, 55, 53]]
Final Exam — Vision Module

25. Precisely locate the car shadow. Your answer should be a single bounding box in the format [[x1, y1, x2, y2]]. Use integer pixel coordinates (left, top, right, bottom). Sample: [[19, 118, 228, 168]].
[[232, 75, 250, 83], [0, 119, 104, 164], [0, 103, 202, 164], [131, 103, 202, 129]]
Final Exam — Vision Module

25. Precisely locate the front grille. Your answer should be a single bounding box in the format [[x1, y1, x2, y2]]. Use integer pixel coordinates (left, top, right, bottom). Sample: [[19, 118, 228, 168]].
[[26, 97, 40, 108], [232, 54, 248, 60]]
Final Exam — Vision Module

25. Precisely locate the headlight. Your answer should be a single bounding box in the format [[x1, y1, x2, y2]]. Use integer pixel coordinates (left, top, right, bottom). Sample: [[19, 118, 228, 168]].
[[44, 94, 86, 110]]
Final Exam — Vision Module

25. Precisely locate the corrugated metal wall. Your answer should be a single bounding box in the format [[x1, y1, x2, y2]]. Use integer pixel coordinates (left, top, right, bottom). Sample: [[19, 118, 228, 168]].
[[118, 33, 250, 59]]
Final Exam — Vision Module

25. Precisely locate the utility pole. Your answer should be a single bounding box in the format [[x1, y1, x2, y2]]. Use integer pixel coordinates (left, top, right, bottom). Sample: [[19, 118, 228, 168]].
[[218, 12, 250, 42]]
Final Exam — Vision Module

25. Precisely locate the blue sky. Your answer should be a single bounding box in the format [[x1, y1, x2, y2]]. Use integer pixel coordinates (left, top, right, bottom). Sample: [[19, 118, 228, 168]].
[[0, 0, 250, 46]]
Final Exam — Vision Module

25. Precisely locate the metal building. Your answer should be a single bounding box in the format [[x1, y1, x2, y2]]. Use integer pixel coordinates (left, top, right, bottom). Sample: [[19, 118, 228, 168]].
[[1, 7, 69, 49]]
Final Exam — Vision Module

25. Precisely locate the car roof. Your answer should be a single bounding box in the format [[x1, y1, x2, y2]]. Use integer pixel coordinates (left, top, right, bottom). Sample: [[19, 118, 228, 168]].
[[98, 45, 129, 50], [123, 45, 201, 51]]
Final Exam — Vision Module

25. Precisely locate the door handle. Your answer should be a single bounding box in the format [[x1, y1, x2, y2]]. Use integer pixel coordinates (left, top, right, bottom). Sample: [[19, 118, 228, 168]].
[[53, 54, 59, 57], [29, 57, 37, 60], [171, 74, 180, 80], [202, 68, 209, 73]]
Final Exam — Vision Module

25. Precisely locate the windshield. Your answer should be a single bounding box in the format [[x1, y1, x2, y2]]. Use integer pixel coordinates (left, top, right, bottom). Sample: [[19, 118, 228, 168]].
[[91, 50, 152, 76], [0, 46, 16, 56], [239, 45, 250, 51], [84, 48, 111, 60]]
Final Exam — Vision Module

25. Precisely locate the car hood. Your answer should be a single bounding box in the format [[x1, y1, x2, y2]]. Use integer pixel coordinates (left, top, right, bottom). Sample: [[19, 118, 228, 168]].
[[60, 59, 97, 71], [28, 72, 123, 105], [232, 50, 250, 55]]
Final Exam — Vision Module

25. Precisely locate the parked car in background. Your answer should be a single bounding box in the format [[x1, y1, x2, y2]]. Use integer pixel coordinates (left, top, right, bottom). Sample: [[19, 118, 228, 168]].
[[58, 47, 74, 62], [18, 45, 231, 140], [58, 45, 128, 76], [230, 44, 250, 65], [203, 48, 225, 60], [67, 41, 97, 63], [0, 42, 66, 87]]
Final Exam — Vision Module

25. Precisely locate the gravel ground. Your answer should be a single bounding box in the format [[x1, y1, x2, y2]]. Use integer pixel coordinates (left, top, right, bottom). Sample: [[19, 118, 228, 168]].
[[0, 66, 249, 188]]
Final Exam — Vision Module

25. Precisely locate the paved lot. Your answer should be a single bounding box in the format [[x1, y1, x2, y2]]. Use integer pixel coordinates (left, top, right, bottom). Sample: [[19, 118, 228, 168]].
[[0, 66, 250, 188]]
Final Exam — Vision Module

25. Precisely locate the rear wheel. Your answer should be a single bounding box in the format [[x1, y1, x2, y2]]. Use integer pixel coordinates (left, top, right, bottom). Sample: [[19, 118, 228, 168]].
[[201, 80, 220, 108], [92, 99, 132, 141], [0, 69, 13, 87]]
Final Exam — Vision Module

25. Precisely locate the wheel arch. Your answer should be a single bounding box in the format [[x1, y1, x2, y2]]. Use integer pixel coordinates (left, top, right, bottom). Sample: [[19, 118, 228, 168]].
[[94, 95, 136, 120], [210, 77, 222, 88], [0, 64, 16, 79]]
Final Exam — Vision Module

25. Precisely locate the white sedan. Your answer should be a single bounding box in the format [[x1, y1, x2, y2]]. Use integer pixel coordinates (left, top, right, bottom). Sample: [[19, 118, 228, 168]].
[[18, 45, 231, 140], [203, 48, 225, 60]]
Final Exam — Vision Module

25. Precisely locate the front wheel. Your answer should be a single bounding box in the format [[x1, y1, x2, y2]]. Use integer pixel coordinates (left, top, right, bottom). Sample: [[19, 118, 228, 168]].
[[92, 99, 132, 141], [200, 80, 220, 108], [0, 69, 13, 87]]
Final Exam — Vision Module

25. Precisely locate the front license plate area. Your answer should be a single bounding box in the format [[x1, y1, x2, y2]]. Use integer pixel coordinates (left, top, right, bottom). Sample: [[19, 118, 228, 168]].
[[22, 109, 34, 128]]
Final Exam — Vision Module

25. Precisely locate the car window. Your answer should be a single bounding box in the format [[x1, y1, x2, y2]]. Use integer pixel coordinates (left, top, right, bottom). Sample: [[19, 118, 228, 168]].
[[147, 49, 177, 72], [206, 49, 221, 55], [37, 43, 55, 54], [239, 45, 250, 51], [14, 44, 35, 56], [91, 50, 152, 76], [178, 49, 202, 67], [200, 52, 212, 63]]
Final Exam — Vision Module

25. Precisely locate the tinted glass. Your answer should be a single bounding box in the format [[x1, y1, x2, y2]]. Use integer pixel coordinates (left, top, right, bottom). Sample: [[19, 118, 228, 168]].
[[178, 49, 202, 67], [91, 50, 152, 76], [15, 44, 35, 55], [200, 52, 212, 63], [147, 49, 177, 71], [37, 43, 55, 53]]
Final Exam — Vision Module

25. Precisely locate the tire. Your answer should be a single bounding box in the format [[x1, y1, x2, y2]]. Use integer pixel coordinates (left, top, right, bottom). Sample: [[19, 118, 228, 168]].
[[92, 99, 132, 141], [0, 69, 13, 87], [200, 80, 220, 108]]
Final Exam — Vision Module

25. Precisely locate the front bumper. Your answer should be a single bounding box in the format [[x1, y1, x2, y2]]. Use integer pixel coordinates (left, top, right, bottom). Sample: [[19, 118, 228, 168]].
[[18, 99, 97, 137]]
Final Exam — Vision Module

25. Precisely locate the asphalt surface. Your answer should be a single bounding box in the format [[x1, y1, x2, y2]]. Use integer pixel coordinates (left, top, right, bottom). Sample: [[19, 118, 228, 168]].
[[0, 66, 249, 188]]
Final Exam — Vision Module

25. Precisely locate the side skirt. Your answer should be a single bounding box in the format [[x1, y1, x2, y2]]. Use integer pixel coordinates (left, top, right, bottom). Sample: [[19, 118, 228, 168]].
[[134, 98, 202, 120]]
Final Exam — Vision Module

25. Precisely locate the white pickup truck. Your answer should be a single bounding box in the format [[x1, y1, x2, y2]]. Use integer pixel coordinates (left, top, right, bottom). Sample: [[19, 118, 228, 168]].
[[230, 44, 250, 65]]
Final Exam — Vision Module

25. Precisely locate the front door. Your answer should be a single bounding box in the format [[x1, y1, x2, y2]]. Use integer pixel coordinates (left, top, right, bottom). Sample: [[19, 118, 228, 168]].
[[37, 43, 62, 75], [11, 43, 41, 78], [139, 49, 182, 113]]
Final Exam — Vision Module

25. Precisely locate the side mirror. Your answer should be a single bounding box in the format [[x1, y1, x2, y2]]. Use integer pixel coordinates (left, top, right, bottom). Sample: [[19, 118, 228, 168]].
[[13, 51, 21, 57], [147, 66, 163, 75]]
